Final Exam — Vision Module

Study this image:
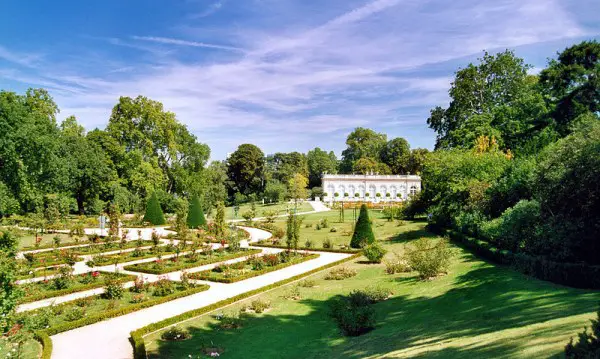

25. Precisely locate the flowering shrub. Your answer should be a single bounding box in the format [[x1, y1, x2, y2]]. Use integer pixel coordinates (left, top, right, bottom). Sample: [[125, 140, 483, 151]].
[[152, 277, 175, 297], [132, 275, 148, 293], [161, 326, 190, 341], [262, 254, 280, 267], [64, 306, 86, 321], [325, 267, 357, 280], [131, 293, 148, 304], [103, 274, 124, 299]]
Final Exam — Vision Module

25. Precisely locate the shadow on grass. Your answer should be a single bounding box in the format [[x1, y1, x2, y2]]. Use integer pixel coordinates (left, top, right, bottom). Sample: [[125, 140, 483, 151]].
[[386, 227, 438, 243], [148, 261, 599, 359]]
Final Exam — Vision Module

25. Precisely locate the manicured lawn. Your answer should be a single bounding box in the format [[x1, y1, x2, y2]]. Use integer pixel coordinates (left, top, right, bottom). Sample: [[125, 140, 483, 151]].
[[221, 202, 314, 220], [145, 223, 600, 358], [189, 252, 319, 283], [123, 248, 263, 274], [19, 271, 136, 303]]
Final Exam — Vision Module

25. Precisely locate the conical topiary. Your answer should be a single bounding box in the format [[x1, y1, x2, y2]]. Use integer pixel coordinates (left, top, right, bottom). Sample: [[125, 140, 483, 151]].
[[187, 194, 207, 229], [350, 204, 375, 248], [143, 192, 165, 225]]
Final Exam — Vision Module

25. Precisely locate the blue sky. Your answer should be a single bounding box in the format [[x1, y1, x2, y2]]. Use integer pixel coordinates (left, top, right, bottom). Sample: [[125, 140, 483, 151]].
[[1, 0, 599, 160]]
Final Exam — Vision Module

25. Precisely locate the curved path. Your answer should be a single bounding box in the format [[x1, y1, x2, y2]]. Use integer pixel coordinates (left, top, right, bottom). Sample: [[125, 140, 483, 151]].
[[49, 227, 350, 359]]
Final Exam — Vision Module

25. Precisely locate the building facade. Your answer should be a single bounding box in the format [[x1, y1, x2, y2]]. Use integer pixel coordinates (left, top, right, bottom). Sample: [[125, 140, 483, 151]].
[[322, 174, 421, 203]]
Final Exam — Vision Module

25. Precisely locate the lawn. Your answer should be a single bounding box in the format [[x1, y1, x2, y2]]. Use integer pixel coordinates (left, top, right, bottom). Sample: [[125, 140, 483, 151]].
[[144, 221, 600, 359], [220, 202, 314, 220]]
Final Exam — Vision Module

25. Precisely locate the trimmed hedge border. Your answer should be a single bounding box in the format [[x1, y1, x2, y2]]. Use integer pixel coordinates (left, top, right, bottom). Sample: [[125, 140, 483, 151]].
[[189, 253, 320, 283], [254, 242, 361, 254], [84, 247, 180, 266], [123, 249, 263, 274], [19, 272, 137, 304], [446, 229, 600, 289], [130, 252, 362, 359], [33, 284, 210, 359]]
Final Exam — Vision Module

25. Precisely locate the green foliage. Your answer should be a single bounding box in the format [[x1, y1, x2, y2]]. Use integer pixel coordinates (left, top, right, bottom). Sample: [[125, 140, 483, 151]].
[[214, 202, 226, 238], [307, 147, 338, 188], [350, 205, 375, 248], [226, 144, 265, 197], [481, 200, 542, 253], [186, 194, 206, 228], [264, 179, 287, 203], [325, 267, 357, 280], [266, 152, 309, 185], [161, 327, 190, 341], [330, 289, 383, 336], [363, 242, 387, 263], [0, 231, 20, 331], [143, 192, 165, 225], [103, 275, 125, 300], [384, 252, 411, 274], [565, 307, 600, 358], [285, 213, 303, 250], [406, 238, 453, 280], [381, 137, 411, 174], [340, 127, 388, 173]]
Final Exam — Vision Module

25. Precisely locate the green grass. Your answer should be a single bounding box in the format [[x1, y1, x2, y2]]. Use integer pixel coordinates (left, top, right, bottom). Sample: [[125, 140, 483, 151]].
[[0, 337, 41, 359], [220, 202, 314, 220], [15, 231, 89, 250], [144, 221, 600, 359]]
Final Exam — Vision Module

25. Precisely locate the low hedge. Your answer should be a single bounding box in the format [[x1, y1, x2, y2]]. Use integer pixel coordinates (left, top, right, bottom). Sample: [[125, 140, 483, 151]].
[[33, 284, 210, 358], [19, 272, 137, 304], [254, 242, 361, 254], [123, 249, 262, 274], [447, 229, 600, 289], [130, 253, 361, 359], [190, 253, 320, 283]]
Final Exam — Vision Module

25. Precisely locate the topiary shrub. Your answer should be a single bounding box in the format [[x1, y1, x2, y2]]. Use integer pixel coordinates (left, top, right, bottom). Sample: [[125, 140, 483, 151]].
[[565, 307, 600, 358], [363, 242, 387, 263], [186, 194, 206, 229], [350, 204, 375, 248], [143, 192, 165, 225]]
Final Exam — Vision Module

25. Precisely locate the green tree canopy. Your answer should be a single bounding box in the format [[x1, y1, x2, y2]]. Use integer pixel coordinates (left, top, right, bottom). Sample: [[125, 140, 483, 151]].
[[226, 144, 265, 197], [340, 128, 387, 173], [306, 147, 338, 187], [381, 137, 411, 174]]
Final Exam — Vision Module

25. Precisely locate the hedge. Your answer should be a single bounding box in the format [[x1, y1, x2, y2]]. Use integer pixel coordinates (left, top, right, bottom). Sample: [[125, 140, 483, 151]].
[[33, 284, 210, 358], [130, 253, 362, 359], [189, 253, 320, 283], [123, 249, 263, 274], [254, 242, 361, 254], [19, 272, 137, 304], [447, 229, 600, 289]]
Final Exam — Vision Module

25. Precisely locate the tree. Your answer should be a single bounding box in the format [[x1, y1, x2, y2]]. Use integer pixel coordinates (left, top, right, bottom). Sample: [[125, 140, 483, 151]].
[[381, 138, 411, 174], [108, 202, 121, 237], [143, 192, 165, 225], [285, 213, 302, 251], [287, 173, 309, 203], [540, 40, 600, 134], [352, 158, 391, 175], [407, 148, 429, 175], [266, 152, 308, 184], [307, 147, 338, 187], [187, 194, 206, 229], [340, 128, 387, 173], [175, 200, 190, 243], [427, 50, 547, 150], [565, 307, 600, 358], [214, 202, 226, 238], [194, 161, 227, 215], [264, 179, 287, 203], [350, 204, 375, 248], [0, 231, 20, 331], [226, 144, 265, 197]]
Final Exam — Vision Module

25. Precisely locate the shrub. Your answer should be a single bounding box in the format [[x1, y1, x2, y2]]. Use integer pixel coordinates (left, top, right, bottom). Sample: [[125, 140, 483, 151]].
[[565, 307, 600, 358], [330, 227, 338, 233], [325, 267, 357, 280], [406, 238, 453, 279], [74, 296, 93, 307], [363, 242, 387, 263], [250, 299, 270, 313], [362, 286, 391, 303], [262, 254, 280, 267], [350, 204, 375, 248], [216, 312, 243, 329], [284, 286, 301, 300], [304, 239, 313, 248], [187, 194, 206, 229], [297, 279, 316, 288], [64, 306, 85, 322], [161, 326, 190, 341], [131, 276, 148, 293], [53, 266, 73, 290], [131, 293, 148, 304], [384, 252, 411, 274], [330, 292, 376, 336], [152, 278, 175, 297], [143, 192, 165, 225], [320, 218, 329, 228], [322, 238, 333, 249], [103, 274, 124, 300]]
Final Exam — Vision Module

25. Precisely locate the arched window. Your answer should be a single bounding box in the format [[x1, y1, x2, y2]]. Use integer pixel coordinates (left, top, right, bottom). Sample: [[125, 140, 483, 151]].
[[410, 185, 417, 196], [391, 186, 397, 199]]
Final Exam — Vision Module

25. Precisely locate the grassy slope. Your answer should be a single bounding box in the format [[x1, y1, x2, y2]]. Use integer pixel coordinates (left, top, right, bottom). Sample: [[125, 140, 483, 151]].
[[145, 220, 600, 359]]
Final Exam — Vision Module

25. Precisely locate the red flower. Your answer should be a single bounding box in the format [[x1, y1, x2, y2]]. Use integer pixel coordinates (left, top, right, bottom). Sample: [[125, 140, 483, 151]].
[[92, 271, 99, 277]]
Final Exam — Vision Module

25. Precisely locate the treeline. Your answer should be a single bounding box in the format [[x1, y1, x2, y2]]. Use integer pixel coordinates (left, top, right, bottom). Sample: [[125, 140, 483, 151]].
[[414, 40, 600, 270], [0, 93, 225, 217]]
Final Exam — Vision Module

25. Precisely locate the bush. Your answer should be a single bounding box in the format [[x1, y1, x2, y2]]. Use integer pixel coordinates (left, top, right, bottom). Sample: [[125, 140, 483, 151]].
[[186, 194, 206, 229], [362, 286, 391, 303], [250, 299, 270, 313], [152, 278, 175, 297], [480, 200, 542, 253], [565, 307, 600, 358], [325, 267, 357, 280], [143, 192, 165, 225], [363, 242, 387, 263], [330, 291, 376, 336], [406, 238, 453, 279], [161, 326, 190, 341], [384, 252, 411, 274], [64, 306, 85, 322], [322, 238, 333, 249], [350, 205, 375, 248], [297, 279, 316, 288], [103, 275, 124, 300], [304, 239, 313, 248]]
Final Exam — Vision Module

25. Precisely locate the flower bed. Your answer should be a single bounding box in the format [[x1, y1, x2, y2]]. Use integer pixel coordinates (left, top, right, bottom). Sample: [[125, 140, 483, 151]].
[[84, 246, 179, 267], [17, 265, 65, 280], [19, 271, 136, 304], [123, 248, 262, 275], [18, 249, 84, 269], [189, 252, 320, 283], [254, 240, 361, 254]]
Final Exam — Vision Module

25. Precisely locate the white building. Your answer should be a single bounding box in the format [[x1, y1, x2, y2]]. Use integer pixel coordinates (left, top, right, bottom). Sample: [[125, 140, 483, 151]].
[[322, 174, 421, 203]]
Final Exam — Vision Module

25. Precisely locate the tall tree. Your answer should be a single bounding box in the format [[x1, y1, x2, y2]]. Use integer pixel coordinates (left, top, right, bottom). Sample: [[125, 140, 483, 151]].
[[340, 128, 387, 173], [226, 144, 265, 196], [287, 173, 309, 204], [381, 137, 411, 174], [407, 148, 429, 175], [427, 50, 547, 151], [0, 231, 20, 331], [307, 147, 338, 187], [539, 40, 600, 134], [266, 152, 308, 184]]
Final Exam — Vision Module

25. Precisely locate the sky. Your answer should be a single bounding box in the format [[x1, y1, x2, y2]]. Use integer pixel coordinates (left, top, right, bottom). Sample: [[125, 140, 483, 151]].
[[1, 0, 599, 160]]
